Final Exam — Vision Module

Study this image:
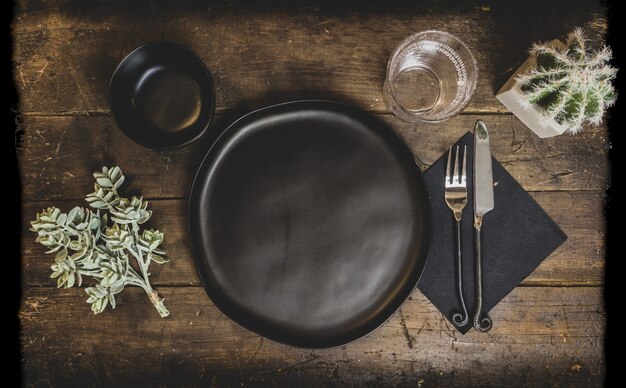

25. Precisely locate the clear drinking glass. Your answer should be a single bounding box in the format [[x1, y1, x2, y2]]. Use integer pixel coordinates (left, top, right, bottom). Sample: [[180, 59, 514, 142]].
[[383, 31, 478, 122]]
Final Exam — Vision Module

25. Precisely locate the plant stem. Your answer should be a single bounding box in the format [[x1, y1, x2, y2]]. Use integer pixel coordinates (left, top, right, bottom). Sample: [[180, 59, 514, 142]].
[[125, 266, 146, 288], [78, 269, 104, 278], [144, 284, 170, 318], [130, 232, 169, 318]]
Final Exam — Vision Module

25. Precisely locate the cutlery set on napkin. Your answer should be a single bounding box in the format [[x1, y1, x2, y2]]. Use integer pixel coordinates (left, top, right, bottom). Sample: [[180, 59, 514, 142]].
[[444, 121, 494, 332], [418, 128, 567, 334]]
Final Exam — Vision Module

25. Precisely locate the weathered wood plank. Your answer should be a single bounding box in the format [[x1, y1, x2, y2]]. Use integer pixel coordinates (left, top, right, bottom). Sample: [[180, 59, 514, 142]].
[[20, 286, 605, 387], [21, 191, 605, 288], [17, 114, 609, 202], [12, 0, 607, 115], [15, 1, 609, 386]]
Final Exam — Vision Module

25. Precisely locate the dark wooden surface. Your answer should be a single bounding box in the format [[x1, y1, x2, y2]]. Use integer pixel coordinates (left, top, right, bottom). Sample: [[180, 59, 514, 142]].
[[15, 0, 607, 386]]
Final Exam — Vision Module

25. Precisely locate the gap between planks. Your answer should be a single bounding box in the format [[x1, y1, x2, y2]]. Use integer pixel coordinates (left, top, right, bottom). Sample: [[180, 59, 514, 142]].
[[21, 282, 604, 290], [18, 110, 515, 118], [19, 189, 608, 205], [20, 285, 603, 292]]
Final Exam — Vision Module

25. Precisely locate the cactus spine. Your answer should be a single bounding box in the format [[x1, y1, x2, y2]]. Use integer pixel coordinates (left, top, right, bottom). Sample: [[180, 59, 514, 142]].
[[518, 28, 617, 133]]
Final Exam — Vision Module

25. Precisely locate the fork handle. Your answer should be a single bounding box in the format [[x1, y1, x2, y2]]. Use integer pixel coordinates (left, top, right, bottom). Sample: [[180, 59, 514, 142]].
[[451, 217, 469, 327], [473, 217, 493, 332]]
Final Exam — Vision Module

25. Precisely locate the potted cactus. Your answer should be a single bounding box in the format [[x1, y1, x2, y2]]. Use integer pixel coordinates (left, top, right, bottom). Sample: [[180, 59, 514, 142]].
[[496, 28, 617, 138]]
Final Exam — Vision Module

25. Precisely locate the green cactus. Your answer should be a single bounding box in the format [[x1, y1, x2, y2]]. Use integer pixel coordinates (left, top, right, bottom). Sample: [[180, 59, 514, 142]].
[[518, 28, 617, 133]]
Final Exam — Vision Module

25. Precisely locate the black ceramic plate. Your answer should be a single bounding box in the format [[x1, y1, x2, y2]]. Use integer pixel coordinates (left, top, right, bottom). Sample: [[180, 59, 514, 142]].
[[110, 41, 215, 149], [189, 101, 432, 348]]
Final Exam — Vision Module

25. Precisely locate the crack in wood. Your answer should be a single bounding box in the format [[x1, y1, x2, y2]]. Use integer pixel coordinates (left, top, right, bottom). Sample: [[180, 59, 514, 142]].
[[242, 337, 264, 368], [398, 309, 414, 349]]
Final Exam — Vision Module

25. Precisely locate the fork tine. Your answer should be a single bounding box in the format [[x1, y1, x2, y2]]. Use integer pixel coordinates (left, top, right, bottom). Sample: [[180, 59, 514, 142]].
[[445, 146, 452, 185], [461, 145, 467, 185], [452, 146, 460, 184]]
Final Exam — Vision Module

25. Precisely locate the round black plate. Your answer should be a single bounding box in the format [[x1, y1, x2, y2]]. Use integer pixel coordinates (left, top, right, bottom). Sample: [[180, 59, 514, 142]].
[[110, 41, 215, 149], [189, 101, 432, 348]]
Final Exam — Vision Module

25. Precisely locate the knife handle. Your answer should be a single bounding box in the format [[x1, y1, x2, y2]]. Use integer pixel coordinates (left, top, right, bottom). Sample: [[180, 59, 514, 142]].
[[473, 217, 493, 332]]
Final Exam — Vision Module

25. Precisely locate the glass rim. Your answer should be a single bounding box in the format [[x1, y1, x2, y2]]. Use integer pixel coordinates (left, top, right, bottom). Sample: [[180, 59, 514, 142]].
[[385, 30, 479, 122]]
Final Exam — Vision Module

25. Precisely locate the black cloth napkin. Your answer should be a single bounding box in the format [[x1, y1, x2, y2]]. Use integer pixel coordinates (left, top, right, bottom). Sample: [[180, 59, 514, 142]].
[[417, 132, 567, 334]]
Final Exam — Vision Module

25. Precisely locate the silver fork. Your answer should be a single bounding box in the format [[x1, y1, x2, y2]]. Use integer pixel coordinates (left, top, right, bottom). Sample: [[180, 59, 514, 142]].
[[444, 145, 469, 327]]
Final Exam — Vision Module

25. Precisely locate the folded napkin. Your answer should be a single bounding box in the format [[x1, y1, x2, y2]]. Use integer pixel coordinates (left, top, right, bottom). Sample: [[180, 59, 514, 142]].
[[418, 132, 567, 334]]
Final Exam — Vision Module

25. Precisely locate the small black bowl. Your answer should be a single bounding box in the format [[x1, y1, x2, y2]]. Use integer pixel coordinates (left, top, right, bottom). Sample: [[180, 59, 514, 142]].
[[110, 41, 215, 149]]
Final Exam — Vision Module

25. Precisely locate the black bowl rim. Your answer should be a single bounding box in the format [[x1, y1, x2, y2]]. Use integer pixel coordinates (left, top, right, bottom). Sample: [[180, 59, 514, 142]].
[[109, 40, 216, 150]]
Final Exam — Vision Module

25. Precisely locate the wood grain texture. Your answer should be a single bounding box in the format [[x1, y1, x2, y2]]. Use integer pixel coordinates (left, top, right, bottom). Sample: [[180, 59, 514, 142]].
[[21, 191, 605, 288], [20, 286, 605, 387], [15, 0, 608, 385], [12, 0, 607, 115], [17, 114, 609, 202]]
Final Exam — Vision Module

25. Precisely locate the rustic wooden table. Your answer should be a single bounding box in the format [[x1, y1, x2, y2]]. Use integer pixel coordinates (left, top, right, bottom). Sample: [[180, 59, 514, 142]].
[[16, 0, 607, 386]]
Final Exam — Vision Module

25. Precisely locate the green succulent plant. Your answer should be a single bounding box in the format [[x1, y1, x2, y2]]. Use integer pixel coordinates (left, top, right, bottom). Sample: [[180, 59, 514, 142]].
[[518, 28, 617, 133], [30, 166, 170, 318]]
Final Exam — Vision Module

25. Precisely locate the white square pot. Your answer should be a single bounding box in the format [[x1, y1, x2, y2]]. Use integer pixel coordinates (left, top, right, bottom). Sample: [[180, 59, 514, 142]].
[[496, 40, 570, 138]]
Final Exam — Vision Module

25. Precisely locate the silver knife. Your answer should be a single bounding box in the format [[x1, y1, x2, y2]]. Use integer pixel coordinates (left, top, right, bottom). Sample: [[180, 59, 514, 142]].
[[473, 120, 494, 332]]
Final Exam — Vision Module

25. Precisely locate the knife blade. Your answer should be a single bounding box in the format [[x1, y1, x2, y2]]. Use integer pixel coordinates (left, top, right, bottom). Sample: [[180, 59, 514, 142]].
[[474, 120, 494, 218], [472, 119, 494, 333]]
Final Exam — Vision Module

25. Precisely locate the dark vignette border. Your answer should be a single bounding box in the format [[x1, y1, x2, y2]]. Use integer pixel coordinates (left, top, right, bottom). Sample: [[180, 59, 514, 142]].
[[7, 0, 21, 385]]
